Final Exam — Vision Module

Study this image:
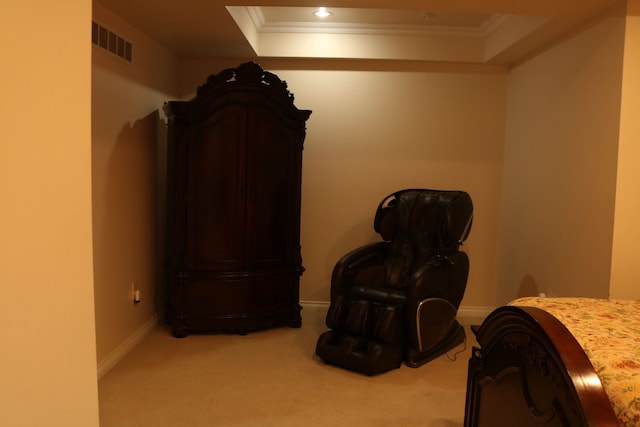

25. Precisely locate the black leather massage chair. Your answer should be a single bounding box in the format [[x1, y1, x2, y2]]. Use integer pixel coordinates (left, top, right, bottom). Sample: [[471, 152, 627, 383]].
[[315, 189, 473, 375]]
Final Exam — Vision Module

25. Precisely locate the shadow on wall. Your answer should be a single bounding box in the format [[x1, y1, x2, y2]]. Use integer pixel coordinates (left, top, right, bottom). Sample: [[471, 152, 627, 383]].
[[327, 215, 376, 269], [93, 109, 167, 344], [516, 274, 544, 298]]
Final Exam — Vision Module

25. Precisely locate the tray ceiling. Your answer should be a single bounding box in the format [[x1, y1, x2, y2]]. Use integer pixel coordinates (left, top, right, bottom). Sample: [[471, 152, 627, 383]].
[[96, 0, 623, 65]]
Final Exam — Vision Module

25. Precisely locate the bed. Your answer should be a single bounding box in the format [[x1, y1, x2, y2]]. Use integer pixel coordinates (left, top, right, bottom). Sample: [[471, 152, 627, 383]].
[[464, 297, 640, 426]]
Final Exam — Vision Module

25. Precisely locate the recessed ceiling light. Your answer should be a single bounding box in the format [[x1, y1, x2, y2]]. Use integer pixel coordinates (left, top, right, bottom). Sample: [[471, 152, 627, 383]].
[[313, 7, 332, 18]]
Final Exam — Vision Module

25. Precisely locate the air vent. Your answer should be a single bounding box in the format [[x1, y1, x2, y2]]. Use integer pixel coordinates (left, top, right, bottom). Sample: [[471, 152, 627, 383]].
[[92, 21, 132, 62]]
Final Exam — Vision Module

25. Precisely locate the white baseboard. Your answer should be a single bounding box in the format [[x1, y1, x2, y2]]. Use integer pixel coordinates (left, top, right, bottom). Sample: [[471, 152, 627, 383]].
[[301, 300, 494, 323], [300, 300, 330, 309], [456, 306, 495, 323], [97, 313, 160, 380]]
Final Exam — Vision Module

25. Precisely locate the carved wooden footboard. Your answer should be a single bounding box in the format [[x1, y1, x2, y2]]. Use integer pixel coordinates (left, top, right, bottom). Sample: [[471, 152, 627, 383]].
[[464, 305, 619, 426]]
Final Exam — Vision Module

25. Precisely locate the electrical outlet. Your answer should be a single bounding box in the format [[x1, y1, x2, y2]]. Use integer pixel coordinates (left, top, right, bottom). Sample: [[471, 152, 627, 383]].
[[132, 282, 141, 304]]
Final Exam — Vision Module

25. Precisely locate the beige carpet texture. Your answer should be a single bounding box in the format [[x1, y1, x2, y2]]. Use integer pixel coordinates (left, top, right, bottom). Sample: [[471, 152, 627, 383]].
[[99, 305, 478, 426]]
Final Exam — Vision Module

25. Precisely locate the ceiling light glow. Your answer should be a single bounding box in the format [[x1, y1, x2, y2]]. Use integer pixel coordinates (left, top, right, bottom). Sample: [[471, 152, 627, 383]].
[[313, 7, 331, 18]]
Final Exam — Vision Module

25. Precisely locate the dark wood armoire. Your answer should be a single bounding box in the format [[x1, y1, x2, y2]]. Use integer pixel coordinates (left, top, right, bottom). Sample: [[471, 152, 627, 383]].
[[163, 62, 311, 337]]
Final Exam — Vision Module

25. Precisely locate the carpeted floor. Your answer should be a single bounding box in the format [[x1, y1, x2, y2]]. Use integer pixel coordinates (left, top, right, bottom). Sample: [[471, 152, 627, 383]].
[[98, 305, 479, 426]]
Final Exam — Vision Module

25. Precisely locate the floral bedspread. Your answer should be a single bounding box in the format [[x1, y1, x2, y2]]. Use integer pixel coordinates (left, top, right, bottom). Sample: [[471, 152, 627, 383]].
[[510, 297, 640, 426]]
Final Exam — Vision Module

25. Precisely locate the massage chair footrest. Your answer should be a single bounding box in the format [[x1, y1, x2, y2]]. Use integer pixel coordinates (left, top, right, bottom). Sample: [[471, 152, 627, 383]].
[[316, 330, 403, 376]]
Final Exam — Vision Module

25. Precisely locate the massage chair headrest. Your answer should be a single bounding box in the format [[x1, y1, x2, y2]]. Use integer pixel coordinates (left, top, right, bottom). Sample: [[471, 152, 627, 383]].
[[373, 189, 473, 252]]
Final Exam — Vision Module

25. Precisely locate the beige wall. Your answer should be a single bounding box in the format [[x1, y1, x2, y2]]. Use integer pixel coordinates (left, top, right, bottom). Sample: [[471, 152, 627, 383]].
[[497, 11, 625, 304], [610, 3, 640, 299], [92, 2, 178, 366], [92, 2, 640, 380], [1, 0, 99, 425], [179, 59, 508, 308]]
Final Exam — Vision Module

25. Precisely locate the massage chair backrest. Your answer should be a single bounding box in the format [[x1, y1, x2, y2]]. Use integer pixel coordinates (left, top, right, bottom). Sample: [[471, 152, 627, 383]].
[[373, 189, 473, 289], [374, 189, 473, 252]]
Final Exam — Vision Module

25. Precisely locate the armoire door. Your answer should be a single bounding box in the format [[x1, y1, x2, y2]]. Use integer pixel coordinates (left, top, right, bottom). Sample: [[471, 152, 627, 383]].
[[244, 106, 303, 272], [185, 103, 247, 272]]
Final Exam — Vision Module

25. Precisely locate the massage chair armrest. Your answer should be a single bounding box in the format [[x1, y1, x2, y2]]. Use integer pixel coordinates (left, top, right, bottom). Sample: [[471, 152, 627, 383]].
[[330, 241, 388, 300], [405, 251, 469, 308], [402, 251, 469, 353], [406, 297, 460, 354]]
